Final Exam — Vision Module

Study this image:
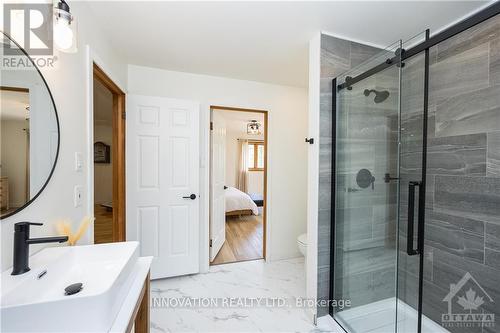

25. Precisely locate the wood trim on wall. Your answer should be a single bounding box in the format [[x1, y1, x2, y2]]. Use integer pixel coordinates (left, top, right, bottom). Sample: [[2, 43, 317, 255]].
[[210, 105, 268, 260], [211, 105, 268, 113], [93, 63, 126, 242], [0, 86, 30, 93], [126, 272, 150, 333]]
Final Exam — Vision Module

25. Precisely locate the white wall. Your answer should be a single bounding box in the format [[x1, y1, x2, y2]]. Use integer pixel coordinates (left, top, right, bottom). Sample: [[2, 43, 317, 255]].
[[1, 120, 28, 207], [224, 128, 240, 188], [128, 65, 308, 268], [1, 68, 58, 199], [247, 171, 264, 196], [306, 32, 321, 320], [1, 2, 127, 271], [93, 124, 113, 205], [221, 116, 265, 196], [28, 80, 58, 197]]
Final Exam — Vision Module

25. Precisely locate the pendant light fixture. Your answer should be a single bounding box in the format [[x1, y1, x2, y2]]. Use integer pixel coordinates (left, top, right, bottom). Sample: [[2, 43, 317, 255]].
[[54, 0, 77, 52], [247, 120, 261, 135]]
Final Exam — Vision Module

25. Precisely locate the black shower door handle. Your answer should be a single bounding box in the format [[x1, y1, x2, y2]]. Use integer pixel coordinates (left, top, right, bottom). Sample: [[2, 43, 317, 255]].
[[407, 181, 422, 256]]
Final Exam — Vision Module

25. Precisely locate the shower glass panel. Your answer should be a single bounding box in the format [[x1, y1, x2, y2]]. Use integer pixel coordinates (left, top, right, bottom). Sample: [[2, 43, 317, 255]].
[[396, 32, 428, 333], [333, 40, 403, 333], [333, 34, 430, 333]]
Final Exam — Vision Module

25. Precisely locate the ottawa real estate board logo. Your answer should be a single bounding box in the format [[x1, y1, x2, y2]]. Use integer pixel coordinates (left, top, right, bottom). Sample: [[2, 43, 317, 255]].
[[442, 272, 495, 329]]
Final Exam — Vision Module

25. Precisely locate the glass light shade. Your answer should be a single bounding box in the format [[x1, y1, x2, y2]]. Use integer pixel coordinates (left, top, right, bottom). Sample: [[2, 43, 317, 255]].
[[54, 17, 73, 50], [53, 9, 77, 53]]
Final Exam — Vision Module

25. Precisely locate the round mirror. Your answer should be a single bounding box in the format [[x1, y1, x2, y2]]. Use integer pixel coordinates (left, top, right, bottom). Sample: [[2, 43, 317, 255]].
[[0, 32, 60, 219]]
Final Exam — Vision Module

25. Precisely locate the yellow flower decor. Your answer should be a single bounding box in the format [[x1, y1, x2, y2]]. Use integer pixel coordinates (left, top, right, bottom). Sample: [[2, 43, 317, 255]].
[[56, 216, 94, 246]]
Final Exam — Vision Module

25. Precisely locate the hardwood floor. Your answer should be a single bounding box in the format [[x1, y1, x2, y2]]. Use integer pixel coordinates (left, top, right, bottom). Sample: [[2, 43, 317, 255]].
[[94, 204, 113, 244], [212, 213, 263, 265]]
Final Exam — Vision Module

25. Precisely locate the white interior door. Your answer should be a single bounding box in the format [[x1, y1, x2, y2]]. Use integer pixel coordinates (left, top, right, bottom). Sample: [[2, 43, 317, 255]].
[[209, 110, 226, 261], [127, 94, 200, 279]]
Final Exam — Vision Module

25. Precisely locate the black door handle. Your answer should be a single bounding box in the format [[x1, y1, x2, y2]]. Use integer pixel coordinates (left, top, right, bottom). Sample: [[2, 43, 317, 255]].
[[182, 194, 197, 200], [407, 181, 422, 256]]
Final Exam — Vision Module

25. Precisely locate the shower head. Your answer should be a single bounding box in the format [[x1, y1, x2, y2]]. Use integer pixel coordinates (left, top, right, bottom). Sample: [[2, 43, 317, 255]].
[[363, 89, 390, 104]]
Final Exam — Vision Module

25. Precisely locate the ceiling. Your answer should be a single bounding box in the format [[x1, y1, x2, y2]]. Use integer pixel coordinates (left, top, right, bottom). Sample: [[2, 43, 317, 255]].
[[214, 109, 264, 137], [1, 90, 29, 121], [87, 1, 490, 87]]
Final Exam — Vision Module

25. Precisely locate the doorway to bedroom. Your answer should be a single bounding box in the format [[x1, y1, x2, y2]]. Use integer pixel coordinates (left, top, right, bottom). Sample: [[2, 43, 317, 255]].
[[92, 64, 126, 244], [209, 106, 267, 266]]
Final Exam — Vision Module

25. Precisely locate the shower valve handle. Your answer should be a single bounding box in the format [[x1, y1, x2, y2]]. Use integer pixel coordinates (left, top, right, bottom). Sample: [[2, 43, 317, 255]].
[[384, 173, 399, 183]]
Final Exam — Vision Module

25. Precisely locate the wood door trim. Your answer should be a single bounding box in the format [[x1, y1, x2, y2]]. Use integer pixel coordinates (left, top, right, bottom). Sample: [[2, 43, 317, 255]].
[[209, 106, 268, 260], [93, 65, 124, 95], [93, 63, 126, 242], [0, 86, 29, 93], [211, 105, 268, 113]]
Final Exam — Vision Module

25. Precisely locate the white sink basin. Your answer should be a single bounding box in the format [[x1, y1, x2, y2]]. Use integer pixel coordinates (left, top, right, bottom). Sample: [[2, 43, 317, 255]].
[[1, 241, 139, 332]]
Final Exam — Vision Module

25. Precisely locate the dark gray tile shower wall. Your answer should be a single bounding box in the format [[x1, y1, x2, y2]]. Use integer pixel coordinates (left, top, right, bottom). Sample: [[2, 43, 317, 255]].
[[317, 34, 380, 316], [323, 14, 500, 328], [399, 14, 500, 333], [487, 130, 500, 177]]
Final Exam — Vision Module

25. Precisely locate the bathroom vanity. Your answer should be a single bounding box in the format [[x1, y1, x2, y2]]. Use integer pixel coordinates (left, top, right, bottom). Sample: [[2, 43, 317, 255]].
[[1, 241, 152, 332]]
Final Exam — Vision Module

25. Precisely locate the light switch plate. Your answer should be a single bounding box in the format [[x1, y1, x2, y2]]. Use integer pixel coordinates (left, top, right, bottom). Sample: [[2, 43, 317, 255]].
[[74, 186, 83, 207], [75, 152, 83, 172]]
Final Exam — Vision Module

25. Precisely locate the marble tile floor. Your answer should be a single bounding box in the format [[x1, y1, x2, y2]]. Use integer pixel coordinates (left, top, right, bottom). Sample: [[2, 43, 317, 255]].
[[150, 258, 339, 333]]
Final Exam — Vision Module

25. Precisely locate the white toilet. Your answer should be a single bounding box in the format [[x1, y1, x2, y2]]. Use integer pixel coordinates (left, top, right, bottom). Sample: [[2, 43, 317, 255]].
[[297, 233, 307, 256]]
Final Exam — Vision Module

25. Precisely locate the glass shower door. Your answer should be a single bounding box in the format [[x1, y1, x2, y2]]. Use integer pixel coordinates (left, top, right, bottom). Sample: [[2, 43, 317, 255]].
[[332, 38, 428, 333], [396, 41, 428, 333], [333, 40, 403, 333]]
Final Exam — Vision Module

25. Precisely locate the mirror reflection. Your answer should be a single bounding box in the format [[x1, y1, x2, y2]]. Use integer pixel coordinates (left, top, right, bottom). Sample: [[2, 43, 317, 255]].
[[1, 33, 59, 218]]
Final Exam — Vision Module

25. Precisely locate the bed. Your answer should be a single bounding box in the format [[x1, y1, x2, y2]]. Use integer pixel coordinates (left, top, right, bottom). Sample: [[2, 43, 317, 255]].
[[248, 193, 264, 207], [225, 187, 259, 216]]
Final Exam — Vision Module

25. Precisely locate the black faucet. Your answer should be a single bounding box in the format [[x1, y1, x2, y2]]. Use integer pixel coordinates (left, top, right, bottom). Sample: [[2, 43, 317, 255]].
[[12, 222, 69, 276]]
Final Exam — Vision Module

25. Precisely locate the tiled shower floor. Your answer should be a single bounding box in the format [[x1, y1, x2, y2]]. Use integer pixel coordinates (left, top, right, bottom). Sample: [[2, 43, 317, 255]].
[[334, 298, 450, 333]]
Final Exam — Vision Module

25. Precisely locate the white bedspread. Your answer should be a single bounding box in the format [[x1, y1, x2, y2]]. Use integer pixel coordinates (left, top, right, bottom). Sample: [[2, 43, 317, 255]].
[[225, 187, 259, 215]]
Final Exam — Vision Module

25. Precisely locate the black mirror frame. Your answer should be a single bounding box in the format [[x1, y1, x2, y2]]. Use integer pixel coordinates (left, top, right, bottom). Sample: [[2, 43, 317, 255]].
[[0, 32, 60, 220]]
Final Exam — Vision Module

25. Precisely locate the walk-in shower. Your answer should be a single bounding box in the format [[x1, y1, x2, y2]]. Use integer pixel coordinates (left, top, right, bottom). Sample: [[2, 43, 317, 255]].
[[329, 3, 500, 333]]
